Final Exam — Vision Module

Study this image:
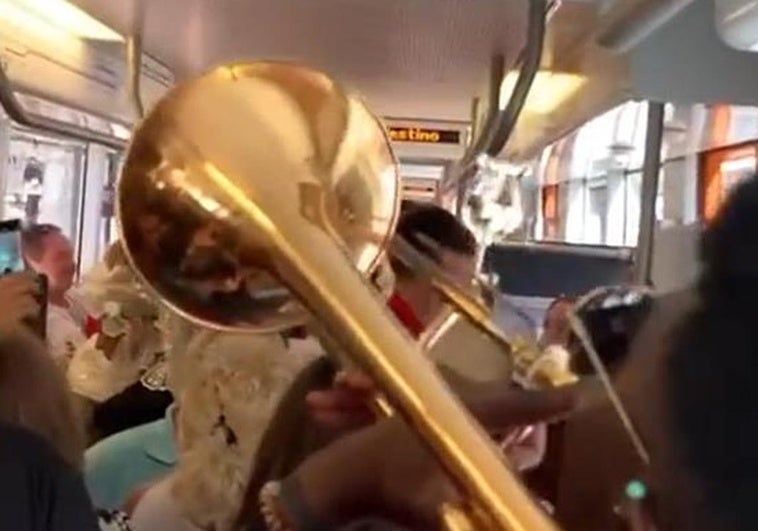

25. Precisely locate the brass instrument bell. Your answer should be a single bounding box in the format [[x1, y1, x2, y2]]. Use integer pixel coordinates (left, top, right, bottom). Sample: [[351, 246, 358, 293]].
[[119, 61, 400, 333]]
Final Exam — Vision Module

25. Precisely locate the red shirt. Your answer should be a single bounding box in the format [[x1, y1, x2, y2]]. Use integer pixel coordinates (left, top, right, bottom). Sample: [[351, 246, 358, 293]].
[[84, 315, 101, 338], [388, 291, 424, 338]]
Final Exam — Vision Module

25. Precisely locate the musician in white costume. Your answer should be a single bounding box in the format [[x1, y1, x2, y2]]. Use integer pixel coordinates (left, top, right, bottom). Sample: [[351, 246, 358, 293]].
[[66, 242, 316, 530], [128, 330, 315, 531]]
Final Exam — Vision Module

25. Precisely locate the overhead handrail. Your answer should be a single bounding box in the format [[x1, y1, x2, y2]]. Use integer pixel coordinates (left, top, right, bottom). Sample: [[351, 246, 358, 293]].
[[0, 65, 127, 150], [482, 0, 547, 158], [444, 0, 548, 192], [462, 53, 505, 166], [127, 33, 145, 119], [127, 0, 146, 119]]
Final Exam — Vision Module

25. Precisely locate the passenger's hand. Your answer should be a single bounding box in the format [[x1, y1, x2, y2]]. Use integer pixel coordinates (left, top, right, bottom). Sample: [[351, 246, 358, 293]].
[[291, 416, 458, 528], [96, 316, 153, 362], [295, 382, 577, 529], [617, 481, 657, 531], [307, 367, 580, 434], [306, 369, 377, 429], [0, 272, 42, 334]]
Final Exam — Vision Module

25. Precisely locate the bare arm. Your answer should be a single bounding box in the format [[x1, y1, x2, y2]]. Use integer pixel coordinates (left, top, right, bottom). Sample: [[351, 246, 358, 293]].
[[309, 363, 579, 435]]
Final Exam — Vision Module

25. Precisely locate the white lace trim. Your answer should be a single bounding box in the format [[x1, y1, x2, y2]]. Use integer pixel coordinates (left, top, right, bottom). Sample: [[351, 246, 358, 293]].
[[170, 331, 317, 530]]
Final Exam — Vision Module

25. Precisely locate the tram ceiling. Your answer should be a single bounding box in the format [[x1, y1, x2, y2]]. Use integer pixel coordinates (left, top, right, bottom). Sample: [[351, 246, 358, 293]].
[[504, 0, 758, 162], [629, 0, 758, 109], [61, 0, 758, 167], [502, 0, 632, 161], [502, 0, 696, 162], [73, 0, 536, 122]]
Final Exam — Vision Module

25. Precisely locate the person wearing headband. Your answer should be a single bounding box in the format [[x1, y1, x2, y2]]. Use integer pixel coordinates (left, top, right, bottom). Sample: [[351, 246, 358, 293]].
[[557, 177, 758, 530]]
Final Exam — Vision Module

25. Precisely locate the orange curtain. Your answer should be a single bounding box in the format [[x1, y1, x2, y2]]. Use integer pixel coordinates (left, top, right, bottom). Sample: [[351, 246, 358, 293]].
[[700, 144, 757, 222], [542, 184, 559, 238]]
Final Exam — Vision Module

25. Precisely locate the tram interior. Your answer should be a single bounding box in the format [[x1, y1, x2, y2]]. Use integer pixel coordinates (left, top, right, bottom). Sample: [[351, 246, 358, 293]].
[[0, 0, 757, 530]]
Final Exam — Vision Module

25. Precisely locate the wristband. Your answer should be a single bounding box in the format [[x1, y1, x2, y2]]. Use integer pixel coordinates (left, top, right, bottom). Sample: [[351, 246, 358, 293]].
[[260, 476, 332, 531], [260, 481, 293, 531]]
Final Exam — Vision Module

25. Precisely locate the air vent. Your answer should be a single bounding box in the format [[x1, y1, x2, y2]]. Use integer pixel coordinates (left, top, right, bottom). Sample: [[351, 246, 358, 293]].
[[0, 17, 175, 126]]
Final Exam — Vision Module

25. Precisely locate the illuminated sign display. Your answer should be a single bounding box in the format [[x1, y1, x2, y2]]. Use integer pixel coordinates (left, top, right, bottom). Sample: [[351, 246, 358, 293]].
[[387, 126, 461, 145]]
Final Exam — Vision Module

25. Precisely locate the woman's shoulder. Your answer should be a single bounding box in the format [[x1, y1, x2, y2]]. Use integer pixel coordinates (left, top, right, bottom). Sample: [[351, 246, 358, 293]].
[[0, 422, 71, 476], [0, 421, 51, 450], [0, 423, 100, 530]]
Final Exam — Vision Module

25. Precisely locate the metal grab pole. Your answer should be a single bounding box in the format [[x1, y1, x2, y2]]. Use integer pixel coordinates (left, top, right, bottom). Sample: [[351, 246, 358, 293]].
[[127, 0, 146, 119], [441, 0, 547, 194], [127, 33, 145, 119], [634, 101, 665, 285]]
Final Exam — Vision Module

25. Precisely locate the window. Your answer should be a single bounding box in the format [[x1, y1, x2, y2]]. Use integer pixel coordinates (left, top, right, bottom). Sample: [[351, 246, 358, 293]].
[[585, 182, 608, 244], [3, 130, 86, 244], [624, 172, 642, 246], [99, 151, 121, 250], [541, 184, 559, 239], [545, 171, 646, 247], [700, 144, 757, 221]]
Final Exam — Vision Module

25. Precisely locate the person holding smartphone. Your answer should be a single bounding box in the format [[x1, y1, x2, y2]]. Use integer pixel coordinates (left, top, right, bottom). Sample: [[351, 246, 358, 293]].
[[0, 271, 45, 335], [21, 224, 88, 367]]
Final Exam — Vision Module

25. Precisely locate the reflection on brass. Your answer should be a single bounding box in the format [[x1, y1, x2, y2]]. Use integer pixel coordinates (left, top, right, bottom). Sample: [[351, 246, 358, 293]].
[[118, 61, 557, 530], [423, 310, 513, 384], [397, 235, 578, 389], [118, 62, 399, 332], [440, 501, 483, 531], [510, 336, 579, 389]]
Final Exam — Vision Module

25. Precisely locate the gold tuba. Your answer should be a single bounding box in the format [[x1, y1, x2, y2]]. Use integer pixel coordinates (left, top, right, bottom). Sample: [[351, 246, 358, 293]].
[[117, 61, 557, 530]]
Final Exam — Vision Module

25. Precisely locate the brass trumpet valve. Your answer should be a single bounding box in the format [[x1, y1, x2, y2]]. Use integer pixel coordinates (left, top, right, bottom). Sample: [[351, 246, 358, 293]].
[[511, 338, 578, 389]]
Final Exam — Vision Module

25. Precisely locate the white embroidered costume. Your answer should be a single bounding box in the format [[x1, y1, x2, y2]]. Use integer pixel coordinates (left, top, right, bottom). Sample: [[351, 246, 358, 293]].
[[67, 257, 167, 402], [130, 329, 316, 531]]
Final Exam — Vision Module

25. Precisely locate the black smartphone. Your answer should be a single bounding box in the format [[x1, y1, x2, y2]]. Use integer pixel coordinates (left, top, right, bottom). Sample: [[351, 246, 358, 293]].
[[0, 219, 47, 338], [0, 219, 25, 274]]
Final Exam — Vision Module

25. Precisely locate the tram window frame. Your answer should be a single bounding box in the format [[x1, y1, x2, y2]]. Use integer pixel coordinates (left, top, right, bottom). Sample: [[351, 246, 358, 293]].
[[699, 143, 757, 222], [541, 184, 559, 240], [2, 127, 88, 276]]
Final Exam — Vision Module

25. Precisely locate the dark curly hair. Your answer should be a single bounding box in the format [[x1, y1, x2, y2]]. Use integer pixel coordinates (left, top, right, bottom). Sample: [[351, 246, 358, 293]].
[[667, 175, 758, 529]]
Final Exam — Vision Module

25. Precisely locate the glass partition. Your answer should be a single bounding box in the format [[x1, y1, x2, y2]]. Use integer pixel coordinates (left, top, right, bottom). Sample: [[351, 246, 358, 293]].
[[0, 89, 129, 275], [0, 121, 125, 276], [100, 151, 121, 249], [3, 129, 86, 243]]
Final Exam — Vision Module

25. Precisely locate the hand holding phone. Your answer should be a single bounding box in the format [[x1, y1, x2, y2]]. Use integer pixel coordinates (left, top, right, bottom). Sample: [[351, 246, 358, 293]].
[[0, 219, 25, 274], [0, 219, 47, 338], [0, 271, 44, 335]]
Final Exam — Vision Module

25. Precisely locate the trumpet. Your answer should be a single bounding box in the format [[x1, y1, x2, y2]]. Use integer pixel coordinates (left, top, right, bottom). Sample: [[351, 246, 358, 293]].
[[117, 61, 558, 530]]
